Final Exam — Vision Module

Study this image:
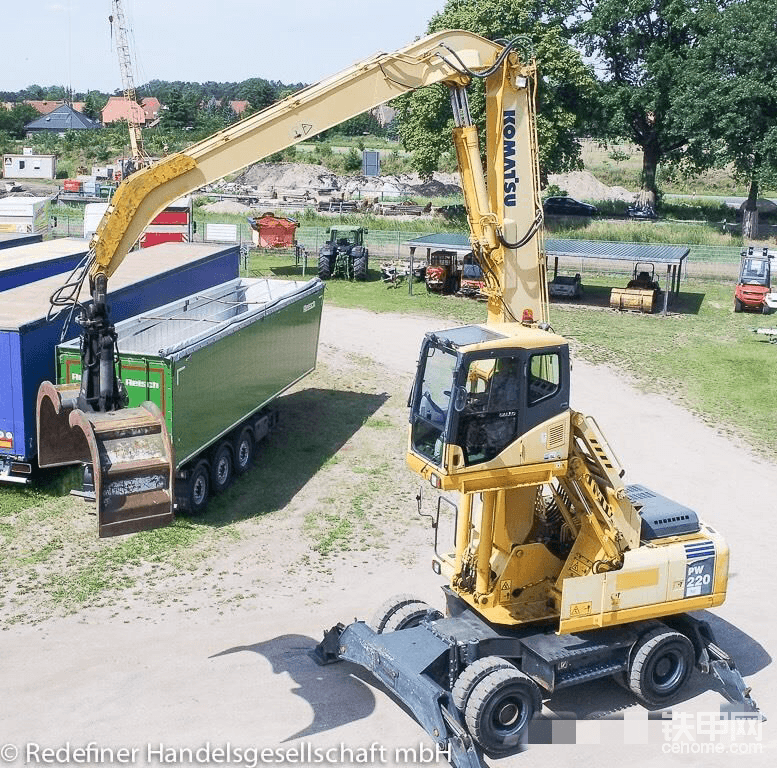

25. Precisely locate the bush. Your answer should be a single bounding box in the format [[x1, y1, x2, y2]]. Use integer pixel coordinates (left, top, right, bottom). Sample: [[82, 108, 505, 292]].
[[55, 169, 69, 179]]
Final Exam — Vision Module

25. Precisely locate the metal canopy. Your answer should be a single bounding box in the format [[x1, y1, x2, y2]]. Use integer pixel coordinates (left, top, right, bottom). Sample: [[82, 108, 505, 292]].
[[405, 234, 690, 314], [405, 233, 689, 266]]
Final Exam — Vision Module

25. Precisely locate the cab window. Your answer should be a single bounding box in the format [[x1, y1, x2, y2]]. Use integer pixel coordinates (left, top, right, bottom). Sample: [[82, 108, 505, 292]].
[[528, 353, 560, 405]]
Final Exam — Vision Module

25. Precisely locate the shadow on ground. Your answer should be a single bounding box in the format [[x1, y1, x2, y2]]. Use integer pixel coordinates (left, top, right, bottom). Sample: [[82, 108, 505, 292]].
[[212, 634, 376, 741], [546, 611, 769, 720], [188, 388, 389, 527]]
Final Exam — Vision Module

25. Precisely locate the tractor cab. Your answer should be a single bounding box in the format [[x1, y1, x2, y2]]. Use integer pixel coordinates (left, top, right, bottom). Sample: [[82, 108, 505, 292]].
[[407, 323, 571, 490], [735, 246, 773, 312]]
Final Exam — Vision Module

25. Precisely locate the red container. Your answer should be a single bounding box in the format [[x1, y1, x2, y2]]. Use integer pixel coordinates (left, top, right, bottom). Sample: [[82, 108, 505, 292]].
[[63, 179, 82, 193]]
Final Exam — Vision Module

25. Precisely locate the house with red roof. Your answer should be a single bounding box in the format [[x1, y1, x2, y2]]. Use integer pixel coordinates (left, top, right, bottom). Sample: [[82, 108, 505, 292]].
[[101, 96, 146, 125]]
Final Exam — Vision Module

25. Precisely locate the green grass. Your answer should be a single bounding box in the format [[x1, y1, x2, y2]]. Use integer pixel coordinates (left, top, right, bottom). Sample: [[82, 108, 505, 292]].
[[248, 248, 776, 459]]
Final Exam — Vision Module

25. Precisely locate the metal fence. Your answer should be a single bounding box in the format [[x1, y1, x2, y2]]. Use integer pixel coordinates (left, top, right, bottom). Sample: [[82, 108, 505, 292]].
[[50, 212, 747, 281]]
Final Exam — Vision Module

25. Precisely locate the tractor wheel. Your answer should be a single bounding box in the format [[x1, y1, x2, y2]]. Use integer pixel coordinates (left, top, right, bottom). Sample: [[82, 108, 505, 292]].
[[464, 666, 541, 756], [186, 460, 210, 515], [318, 252, 331, 280], [452, 656, 515, 712], [353, 253, 368, 281], [734, 297, 744, 312], [368, 594, 440, 633], [626, 626, 695, 708], [232, 426, 255, 476], [210, 440, 233, 494]]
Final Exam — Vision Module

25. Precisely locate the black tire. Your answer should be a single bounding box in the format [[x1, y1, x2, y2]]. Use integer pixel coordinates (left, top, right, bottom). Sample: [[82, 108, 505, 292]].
[[353, 253, 368, 281], [187, 460, 210, 515], [232, 427, 255, 476], [762, 303, 772, 315], [368, 594, 439, 633], [318, 252, 331, 280], [464, 667, 541, 756], [452, 656, 515, 712], [210, 441, 233, 494], [626, 626, 695, 708], [734, 297, 743, 312]]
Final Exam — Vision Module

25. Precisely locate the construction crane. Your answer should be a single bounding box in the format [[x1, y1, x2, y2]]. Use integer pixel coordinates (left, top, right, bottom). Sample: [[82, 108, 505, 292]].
[[109, 0, 149, 174]]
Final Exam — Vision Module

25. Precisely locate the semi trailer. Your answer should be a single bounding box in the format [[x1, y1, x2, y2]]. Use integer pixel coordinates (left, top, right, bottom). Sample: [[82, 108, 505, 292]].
[[0, 238, 89, 292], [0, 242, 239, 483], [50, 276, 323, 536]]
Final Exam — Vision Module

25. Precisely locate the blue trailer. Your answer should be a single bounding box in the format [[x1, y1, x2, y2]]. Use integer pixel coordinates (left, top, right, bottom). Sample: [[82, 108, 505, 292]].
[[0, 238, 90, 292], [0, 232, 43, 251], [0, 241, 239, 482]]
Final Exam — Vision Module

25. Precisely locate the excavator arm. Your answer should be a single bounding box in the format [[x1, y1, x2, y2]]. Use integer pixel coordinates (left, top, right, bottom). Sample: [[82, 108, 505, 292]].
[[37, 30, 542, 535], [89, 31, 504, 282]]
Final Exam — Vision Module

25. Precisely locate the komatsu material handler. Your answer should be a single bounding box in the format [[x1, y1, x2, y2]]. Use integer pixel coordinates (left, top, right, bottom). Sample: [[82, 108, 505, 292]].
[[33, 28, 758, 764], [309, 34, 760, 768]]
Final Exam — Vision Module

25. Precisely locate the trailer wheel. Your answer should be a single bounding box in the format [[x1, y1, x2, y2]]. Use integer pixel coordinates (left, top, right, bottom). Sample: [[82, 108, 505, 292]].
[[626, 627, 695, 707], [465, 667, 541, 756], [452, 656, 515, 712], [368, 594, 440, 633], [232, 427, 255, 475], [187, 460, 210, 515], [210, 441, 233, 493]]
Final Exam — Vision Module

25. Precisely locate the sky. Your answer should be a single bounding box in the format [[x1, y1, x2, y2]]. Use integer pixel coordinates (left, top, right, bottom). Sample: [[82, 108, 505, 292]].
[[4, 0, 450, 94]]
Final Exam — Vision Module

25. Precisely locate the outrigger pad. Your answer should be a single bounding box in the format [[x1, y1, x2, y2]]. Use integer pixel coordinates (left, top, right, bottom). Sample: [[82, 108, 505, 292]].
[[37, 383, 175, 537]]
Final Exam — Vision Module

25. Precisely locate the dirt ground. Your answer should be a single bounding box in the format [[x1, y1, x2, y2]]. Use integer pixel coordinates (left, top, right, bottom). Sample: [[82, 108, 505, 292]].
[[0, 306, 774, 768]]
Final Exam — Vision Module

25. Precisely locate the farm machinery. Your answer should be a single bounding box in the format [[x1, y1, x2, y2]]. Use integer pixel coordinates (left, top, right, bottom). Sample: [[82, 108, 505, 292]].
[[317, 226, 369, 280]]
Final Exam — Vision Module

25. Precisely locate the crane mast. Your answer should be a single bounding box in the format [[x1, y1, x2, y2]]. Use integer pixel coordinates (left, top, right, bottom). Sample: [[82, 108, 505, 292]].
[[110, 0, 149, 171]]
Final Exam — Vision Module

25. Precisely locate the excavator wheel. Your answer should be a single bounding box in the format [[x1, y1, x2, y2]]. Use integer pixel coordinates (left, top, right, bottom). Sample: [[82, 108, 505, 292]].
[[626, 626, 695, 708], [452, 656, 515, 712], [464, 665, 541, 756], [368, 594, 441, 633]]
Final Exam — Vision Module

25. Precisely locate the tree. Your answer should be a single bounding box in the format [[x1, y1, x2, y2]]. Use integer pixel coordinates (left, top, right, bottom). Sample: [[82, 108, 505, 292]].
[[0, 104, 39, 138], [676, 0, 777, 237], [576, 0, 702, 207], [82, 91, 107, 121], [393, 0, 594, 179]]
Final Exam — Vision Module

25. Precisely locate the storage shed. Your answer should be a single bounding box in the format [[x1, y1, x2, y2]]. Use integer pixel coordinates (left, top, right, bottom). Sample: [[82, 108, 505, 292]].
[[3, 153, 57, 179]]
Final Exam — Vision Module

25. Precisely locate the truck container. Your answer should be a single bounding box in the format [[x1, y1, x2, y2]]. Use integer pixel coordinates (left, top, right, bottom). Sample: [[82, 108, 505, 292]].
[[52, 276, 324, 536], [0, 242, 239, 483], [0, 232, 43, 251], [63, 179, 82, 193], [84, 197, 193, 243], [0, 238, 89, 292], [0, 196, 52, 235]]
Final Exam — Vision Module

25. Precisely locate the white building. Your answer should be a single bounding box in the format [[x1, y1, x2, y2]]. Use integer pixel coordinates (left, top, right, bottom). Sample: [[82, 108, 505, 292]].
[[3, 152, 57, 180]]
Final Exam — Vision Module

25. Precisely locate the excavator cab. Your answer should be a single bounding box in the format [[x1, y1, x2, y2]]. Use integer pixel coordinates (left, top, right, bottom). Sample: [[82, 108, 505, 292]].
[[408, 324, 571, 487]]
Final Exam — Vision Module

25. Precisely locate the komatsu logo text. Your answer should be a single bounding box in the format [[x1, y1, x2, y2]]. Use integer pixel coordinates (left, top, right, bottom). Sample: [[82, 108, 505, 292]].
[[503, 110, 517, 207]]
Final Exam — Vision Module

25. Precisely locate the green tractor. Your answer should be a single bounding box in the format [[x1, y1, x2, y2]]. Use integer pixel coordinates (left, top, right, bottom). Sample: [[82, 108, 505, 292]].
[[318, 227, 369, 280]]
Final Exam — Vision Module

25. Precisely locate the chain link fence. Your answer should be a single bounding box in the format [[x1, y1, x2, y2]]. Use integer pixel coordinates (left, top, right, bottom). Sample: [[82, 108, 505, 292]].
[[50, 208, 747, 281]]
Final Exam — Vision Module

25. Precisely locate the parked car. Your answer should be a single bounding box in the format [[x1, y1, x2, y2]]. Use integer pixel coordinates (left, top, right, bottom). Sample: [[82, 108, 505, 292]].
[[627, 203, 658, 220], [543, 196, 598, 217]]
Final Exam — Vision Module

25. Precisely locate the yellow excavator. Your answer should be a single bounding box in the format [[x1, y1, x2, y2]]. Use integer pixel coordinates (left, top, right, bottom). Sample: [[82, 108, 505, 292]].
[[35, 30, 758, 765]]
